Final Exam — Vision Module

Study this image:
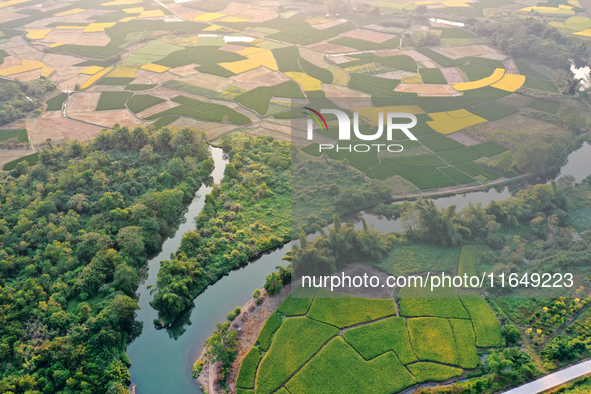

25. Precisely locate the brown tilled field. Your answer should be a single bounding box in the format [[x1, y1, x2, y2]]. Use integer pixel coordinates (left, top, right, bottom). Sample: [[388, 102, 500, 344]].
[[28, 112, 103, 145], [339, 28, 396, 43], [395, 83, 459, 95]]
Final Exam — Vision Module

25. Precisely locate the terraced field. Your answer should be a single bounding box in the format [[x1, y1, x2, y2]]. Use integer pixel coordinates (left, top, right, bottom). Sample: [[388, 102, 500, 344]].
[[236, 290, 501, 393]]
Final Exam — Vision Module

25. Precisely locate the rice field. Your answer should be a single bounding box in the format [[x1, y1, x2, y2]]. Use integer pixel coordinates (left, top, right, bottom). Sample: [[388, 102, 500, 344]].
[[453, 68, 505, 91], [80, 66, 114, 89], [140, 63, 170, 73], [491, 74, 526, 92], [285, 71, 322, 91], [427, 110, 487, 134]]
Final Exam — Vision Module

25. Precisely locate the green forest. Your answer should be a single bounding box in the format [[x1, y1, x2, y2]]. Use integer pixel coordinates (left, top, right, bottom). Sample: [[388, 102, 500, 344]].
[[0, 125, 212, 393]]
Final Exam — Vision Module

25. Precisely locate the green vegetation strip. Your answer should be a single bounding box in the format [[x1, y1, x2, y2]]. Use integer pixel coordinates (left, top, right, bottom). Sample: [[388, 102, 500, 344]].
[[256, 312, 283, 352], [96, 91, 134, 111], [407, 362, 463, 383], [46, 92, 68, 111], [460, 297, 502, 347], [236, 347, 262, 389]]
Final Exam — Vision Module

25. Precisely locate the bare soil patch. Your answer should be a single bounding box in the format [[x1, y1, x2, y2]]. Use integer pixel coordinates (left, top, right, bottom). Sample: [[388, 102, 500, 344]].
[[137, 100, 177, 119], [73, 109, 142, 129], [375, 70, 414, 79], [322, 84, 370, 99], [42, 29, 84, 45], [219, 44, 246, 53], [339, 28, 396, 43], [395, 83, 459, 95], [10, 69, 42, 82], [307, 42, 356, 54], [28, 112, 103, 145], [220, 2, 250, 15], [168, 64, 200, 77], [59, 74, 92, 91], [311, 18, 348, 30], [183, 72, 233, 92], [441, 67, 464, 83], [0, 149, 35, 169], [434, 45, 495, 60], [299, 47, 331, 68], [0, 56, 21, 70], [447, 131, 482, 146], [67, 92, 101, 113], [231, 67, 290, 87], [73, 32, 111, 46]]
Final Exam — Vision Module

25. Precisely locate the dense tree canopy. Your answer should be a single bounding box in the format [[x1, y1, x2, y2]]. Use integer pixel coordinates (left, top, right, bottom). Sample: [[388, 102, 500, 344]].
[[0, 125, 211, 393]]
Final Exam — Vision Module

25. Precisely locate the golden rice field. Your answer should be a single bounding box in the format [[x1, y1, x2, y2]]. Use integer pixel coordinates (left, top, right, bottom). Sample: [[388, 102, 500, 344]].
[[0, 59, 45, 77], [26, 30, 52, 39], [81, 66, 104, 75], [219, 48, 278, 74], [119, 17, 136, 22], [491, 74, 526, 92], [203, 25, 223, 31], [427, 110, 487, 134], [573, 29, 591, 36], [453, 68, 504, 91], [106, 67, 137, 78], [285, 72, 322, 91], [222, 17, 250, 22], [194, 13, 225, 22], [49, 43, 63, 48], [80, 66, 114, 89], [40, 66, 55, 78], [55, 8, 85, 16], [140, 63, 170, 73], [0, 0, 30, 9], [84, 22, 116, 33], [519, 6, 574, 15]]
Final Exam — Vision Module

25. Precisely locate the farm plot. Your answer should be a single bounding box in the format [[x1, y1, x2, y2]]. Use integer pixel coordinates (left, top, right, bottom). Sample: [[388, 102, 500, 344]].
[[234, 81, 304, 115], [96, 91, 133, 111], [343, 317, 417, 363], [457, 245, 488, 278], [460, 297, 502, 347], [145, 95, 251, 125], [219, 47, 278, 74], [419, 68, 447, 84], [255, 317, 339, 394], [408, 362, 463, 383], [127, 94, 165, 113], [453, 68, 505, 91], [286, 337, 416, 394], [427, 110, 488, 134], [408, 317, 460, 365]]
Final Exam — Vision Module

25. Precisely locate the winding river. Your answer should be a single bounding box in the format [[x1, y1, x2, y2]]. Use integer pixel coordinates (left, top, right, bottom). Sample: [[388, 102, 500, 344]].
[[127, 142, 591, 394]]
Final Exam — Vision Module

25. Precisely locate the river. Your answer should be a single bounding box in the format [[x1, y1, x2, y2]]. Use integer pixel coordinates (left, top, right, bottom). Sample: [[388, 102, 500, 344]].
[[127, 141, 591, 394]]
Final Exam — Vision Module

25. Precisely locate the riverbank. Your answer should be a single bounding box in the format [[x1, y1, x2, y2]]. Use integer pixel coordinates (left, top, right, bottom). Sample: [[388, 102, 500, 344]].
[[195, 285, 291, 393]]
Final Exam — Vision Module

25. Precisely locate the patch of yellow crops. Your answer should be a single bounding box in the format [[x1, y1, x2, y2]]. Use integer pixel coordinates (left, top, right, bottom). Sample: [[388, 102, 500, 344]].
[[491, 74, 526, 92], [140, 63, 169, 73], [101, 0, 142, 5], [56, 26, 85, 30], [203, 25, 222, 31], [194, 13, 224, 22], [26, 30, 52, 40], [81, 66, 104, 75], [442, 1, 470, 7], [285, 72, 322, 91], [106, 67, 137, 78], [222, 17, 250, 22], [568, 0, 582, 7], [520, 6, 574, 15], [453, 68, 504, 91], [328, 66, 348, 86], [119, 17, 136, 22], [0, 0, 30, 9], [401, 74, 422, 84], [123, 7, 143, 13], [427, 111, 487, 134], [220, 48, 277, 74], [573, 29, 591, 36], [84, 23, 116, 33], [40, 66, 54, 78], [55, 8, 85, 16], [559, 4, 573, 9], [0, 59, 44, 76], [80, 66, 114, 89], [49, 43, 64, 48], [138, 9, 165, 18]]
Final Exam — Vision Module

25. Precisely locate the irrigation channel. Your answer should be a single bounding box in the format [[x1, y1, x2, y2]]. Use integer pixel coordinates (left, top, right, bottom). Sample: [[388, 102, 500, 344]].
[[127, 142, 591, 394]]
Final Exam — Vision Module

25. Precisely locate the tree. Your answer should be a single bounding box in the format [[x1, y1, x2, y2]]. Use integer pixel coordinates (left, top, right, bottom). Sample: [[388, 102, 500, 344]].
[[117, 226, 145, 265], [113, 263, 138, 296], [264, 271, 283, 295], [205, 322, 239, 385]]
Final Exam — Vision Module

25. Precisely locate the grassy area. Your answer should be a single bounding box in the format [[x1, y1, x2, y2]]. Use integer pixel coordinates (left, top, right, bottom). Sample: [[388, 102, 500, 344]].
[[255, 317, 339, 394], [276, 290, 315, 316], [45, 92, 68, 111], [2, 152, 39, 171], [419, 68, 447, 84], [343, 317, 417, 363], [470, 101, 518, 121], [399, 167, 457, 189], [0, 129, 28, 143], [440, 166, 476, 184], [370, 243, 461, 277], [96, 91, 133, 111], [471, 142, 508, 157], [457, 244, 488, 277], [146, 95, 251, 125], [348, 73, 400, 94], [330, 36, 401, 50], [125, 84, 157, 91], [528, 99, 561, 113], [438, 147, 482, 165]]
